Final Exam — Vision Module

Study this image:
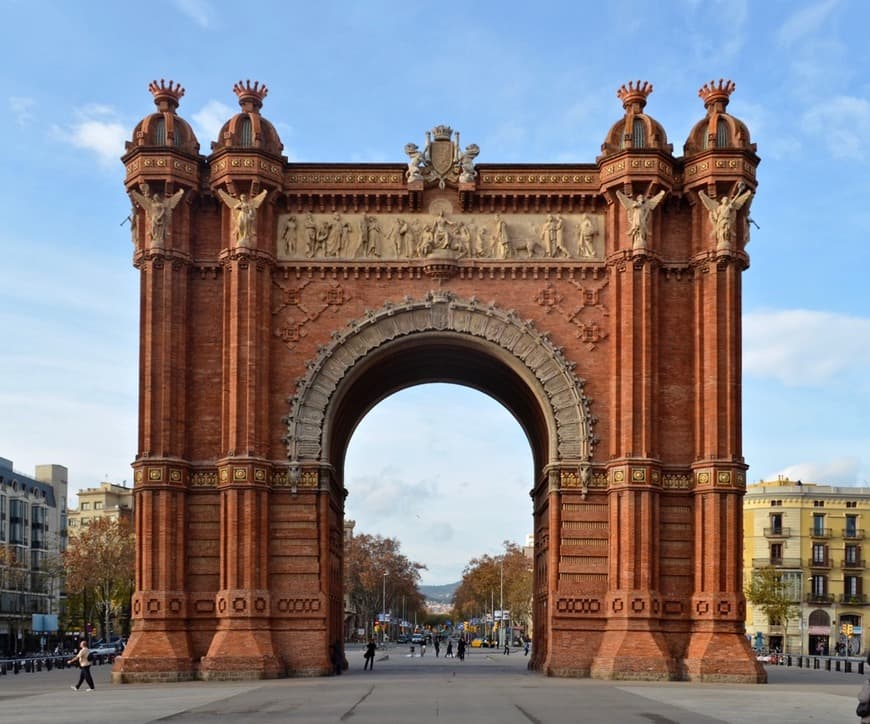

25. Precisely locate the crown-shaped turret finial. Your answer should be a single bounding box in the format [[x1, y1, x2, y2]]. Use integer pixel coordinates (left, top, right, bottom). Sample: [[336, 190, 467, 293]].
[[698, 79, 736, 111], [148, 79, 185, 113], [233, 79, 268, 113], [617, 80, 653, 111]]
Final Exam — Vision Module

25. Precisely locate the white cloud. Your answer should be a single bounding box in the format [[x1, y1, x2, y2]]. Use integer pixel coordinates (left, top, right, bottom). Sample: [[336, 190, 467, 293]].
[[744, 309, 870, 387], [191, 99, 233, 147], [52, 106, 127, 166], [802, 95, 870, 161], [776, 0, 840, 48], [767, 457, 864, 486], [173, 0, 215, 28], [10, 96, 34, 125]]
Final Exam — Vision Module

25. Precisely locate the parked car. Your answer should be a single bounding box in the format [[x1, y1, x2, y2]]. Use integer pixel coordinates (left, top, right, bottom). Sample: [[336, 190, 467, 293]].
[[396, 634, 410, 644], [91, 641, 124, 656], [470, 637, 496, 648]]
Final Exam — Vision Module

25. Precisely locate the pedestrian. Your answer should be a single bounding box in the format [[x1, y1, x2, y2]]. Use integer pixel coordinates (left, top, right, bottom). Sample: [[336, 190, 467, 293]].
[[330, 641, 343, 675], [457, 638, 466, 661], [363, 638, 377, 671], [67, 640, 95, 692], [503, 639, 510, 655], [524, 639, 530, 656], [420, 639, 426, 657], [434, 638, 440, 658], [446, 640, 454, 658]]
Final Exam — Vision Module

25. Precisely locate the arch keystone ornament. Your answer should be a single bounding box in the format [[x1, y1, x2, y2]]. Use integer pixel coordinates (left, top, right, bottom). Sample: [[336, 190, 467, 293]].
[[115, 79, 764, 684]]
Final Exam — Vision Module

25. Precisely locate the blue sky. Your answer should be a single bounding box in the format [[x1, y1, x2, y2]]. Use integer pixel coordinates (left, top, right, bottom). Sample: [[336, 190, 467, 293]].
[[0, 0, 868, 584]]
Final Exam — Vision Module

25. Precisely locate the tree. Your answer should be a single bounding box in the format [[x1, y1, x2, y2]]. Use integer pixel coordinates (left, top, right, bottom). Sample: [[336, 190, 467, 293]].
[[452, 541, 533, 637], [745, 566, 798, 653], [343, 532, 426, 640], [64, 517, 135, 640]]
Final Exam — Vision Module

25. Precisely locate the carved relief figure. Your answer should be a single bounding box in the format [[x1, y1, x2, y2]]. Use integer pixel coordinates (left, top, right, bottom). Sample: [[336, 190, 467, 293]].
[[458, 143, 479, 183], [303, 213, 318, 257], [475, 225, 490, 257], [358, 215, 382, 257], [615, 188, 666, 250], [433, 210, 455, 249], [129, 185, 185, 249], [578, 214, 597, 256], [493, 214, 510, 258], [280, 215, 297, 255], [540, 214, 569, 257], [217, 189, 268, 248], [698, 184, 753, 251]]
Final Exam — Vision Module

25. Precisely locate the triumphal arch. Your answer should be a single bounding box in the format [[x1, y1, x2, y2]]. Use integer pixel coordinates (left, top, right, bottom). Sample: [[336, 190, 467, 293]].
[[115, 78, 764, 683]]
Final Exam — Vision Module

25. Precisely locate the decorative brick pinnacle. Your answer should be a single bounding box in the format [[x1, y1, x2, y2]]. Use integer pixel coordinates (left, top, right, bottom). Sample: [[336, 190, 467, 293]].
[[234, 79, 268, 113], [148, 79, 185, 112], [699, 79, 735, 110], [617, 80, 653, 110]]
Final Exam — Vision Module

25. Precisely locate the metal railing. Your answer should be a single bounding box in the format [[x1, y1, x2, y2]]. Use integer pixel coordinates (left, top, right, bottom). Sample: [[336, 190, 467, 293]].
[[763, 527, 791, 538]]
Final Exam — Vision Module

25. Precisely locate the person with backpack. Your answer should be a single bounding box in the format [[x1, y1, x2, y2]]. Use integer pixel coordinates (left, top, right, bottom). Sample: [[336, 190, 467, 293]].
[[67, 640, 95, 692], [363, 639, 377, 670]]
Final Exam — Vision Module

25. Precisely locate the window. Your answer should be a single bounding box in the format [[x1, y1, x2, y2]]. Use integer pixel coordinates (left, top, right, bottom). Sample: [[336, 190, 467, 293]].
[[81, 503, 90, 511], [631, 118, 646, 148], [716, 118, 730, 147], [9, 499, 25, 544], [812, 513, 825, 535], [94, 502, 103, 510], [154, 117, 166, 145], [770, 500, 782, 506], [810, 574, 827, 598], [812, 543, 827, 565], [845, 575, 862, 597], [770, 513, 783, 533], [846, 515, 858, 537], [770, 543, 783, 564], [846, 545, 860, 564], [847, 501, 858, 508], [240, 117, 253, 147], [813, 500, 825, 507]]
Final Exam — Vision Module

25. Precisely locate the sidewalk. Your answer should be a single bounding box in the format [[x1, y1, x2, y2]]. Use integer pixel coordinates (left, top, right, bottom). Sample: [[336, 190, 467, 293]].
[[0, 647, 862, 723]]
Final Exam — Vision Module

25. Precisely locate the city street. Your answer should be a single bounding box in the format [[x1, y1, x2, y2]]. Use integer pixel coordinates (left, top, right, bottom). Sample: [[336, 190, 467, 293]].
[[0, 647, 862, 723]]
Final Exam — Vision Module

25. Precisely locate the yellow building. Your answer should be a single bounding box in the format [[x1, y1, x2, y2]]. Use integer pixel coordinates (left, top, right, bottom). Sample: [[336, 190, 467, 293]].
[[67, 481, 133, 535], [744, 478, 870, 657]]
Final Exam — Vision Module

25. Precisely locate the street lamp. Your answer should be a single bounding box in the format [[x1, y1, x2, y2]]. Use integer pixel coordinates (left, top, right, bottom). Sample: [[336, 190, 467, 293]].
[[382, 573, 387, 644]]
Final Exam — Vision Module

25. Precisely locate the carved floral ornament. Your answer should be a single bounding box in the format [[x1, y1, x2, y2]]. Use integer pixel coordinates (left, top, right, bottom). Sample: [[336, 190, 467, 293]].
[[283, 291, 596, 470]]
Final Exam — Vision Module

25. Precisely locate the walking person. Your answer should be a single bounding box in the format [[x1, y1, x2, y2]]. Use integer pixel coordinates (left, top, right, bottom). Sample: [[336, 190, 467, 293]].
[[420, 639, 426, 657], [67, 640, 95, 692], [434, 637, 441, 658], [445, 639, 453, 658], [503, 639, 510, 655], [363, 638, 377, 671], [858, 652, 870, 722], [457, 637, 466, 661]]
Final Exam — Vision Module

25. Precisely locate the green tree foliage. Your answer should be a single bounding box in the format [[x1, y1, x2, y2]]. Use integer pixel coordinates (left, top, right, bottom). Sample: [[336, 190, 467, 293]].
[[452, 541, 532, 625], [344, 532, 426, 632], [745, 566, 798, 652]]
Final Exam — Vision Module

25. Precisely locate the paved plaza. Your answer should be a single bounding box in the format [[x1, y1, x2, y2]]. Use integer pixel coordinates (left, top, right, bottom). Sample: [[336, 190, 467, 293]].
[[0, 646, 862, 723]]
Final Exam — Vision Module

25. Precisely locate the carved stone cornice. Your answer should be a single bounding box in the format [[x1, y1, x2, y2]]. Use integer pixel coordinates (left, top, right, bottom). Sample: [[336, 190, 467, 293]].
[[134, 247, 193, 270]]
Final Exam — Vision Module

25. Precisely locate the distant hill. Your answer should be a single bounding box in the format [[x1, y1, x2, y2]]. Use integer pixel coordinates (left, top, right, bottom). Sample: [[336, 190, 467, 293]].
[[420, 581, 459, 603]]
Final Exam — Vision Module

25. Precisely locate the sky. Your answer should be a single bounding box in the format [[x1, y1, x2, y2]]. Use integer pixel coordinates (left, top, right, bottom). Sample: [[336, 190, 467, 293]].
[[0, 0, 868, 585]]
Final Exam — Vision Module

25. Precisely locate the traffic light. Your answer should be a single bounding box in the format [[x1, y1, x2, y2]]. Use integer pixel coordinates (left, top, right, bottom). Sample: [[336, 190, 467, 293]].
[[847, 624, 854, 636]]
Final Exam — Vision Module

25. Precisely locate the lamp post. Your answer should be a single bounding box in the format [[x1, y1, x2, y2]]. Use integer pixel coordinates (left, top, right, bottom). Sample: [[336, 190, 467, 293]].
[[499, 557, 504, 649], [382, 573, 387, 644]]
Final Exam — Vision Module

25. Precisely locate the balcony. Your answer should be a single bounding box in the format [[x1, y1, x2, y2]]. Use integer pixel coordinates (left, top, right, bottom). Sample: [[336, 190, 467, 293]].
[[805, 593, 835, 605], [843, 529, 865, 540], [752, 557, 801, 568], [808, 557, 832, 569], [839, 594, 869, 605], [842, 559, 866, 570], [809, 527, 832, 539], [763, 527, 791, 538]]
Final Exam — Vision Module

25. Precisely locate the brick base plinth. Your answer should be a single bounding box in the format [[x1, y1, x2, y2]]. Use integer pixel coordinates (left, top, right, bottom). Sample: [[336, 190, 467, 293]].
[[590, 626, 679, 681], [112, 628, 195, 682], [199, 625, 284, 680], [683, 628, 767, 683]]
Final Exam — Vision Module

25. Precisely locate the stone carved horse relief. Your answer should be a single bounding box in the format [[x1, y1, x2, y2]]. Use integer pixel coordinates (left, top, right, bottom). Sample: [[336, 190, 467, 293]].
[[276, 211, 604, 261]]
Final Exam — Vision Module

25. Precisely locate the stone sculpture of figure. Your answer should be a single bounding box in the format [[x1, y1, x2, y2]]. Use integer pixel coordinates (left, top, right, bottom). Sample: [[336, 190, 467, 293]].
[[432, 210, 455, 249], [578, 214, 596, 256], [615, 188, 666, 250], [458, 143, 479, 183], [390, 217, 412, 257], [129, 186, 185, 249], [475, 225, 490, 257], [303, 213, 318, 257], [493, 214, 510, 258], [404, 142, 427, 183], [698, 185, 754, 251], [418, 223, 435, 256], [540, 214, 569, 257], [217, 189, 268, 248], [359, 215, 381, 256], [280, 215, 297, 255]]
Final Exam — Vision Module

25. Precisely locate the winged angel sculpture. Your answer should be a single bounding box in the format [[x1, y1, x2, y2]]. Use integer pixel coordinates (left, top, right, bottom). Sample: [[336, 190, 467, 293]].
[[698, 184, 753, 251], [217, 189, 268, 247], [615, 188, 666, 250], [129, 187, 184, 249]]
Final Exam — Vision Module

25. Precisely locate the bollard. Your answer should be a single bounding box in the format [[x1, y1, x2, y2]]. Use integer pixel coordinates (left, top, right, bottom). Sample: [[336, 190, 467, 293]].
[[846, 660, 852, 673], [13, 661, 20, 674], [814, 657, 819, 669], [46, 659, 53, 671], [826, 658, 831, 670], [860, 661, 865, 675], [836, 659, 842, 671]]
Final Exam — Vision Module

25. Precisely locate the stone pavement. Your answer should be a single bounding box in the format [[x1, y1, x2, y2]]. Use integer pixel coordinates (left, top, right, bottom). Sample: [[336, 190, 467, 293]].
[[0, 646, 863, 723]]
